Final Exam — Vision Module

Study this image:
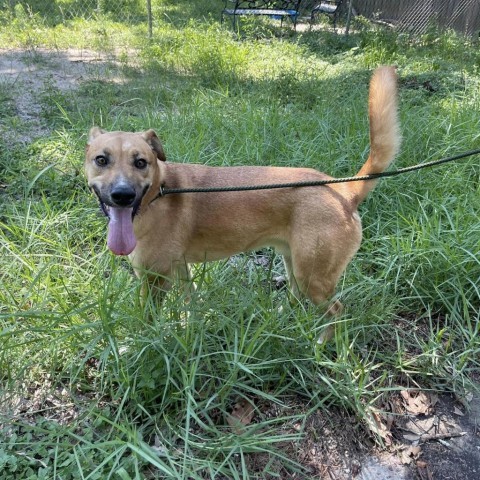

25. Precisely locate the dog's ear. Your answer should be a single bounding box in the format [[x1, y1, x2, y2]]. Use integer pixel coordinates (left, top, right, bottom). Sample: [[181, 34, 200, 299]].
[[141, 129, 166, 162], [88, 126, 106, 141], [88, 127, 106, 145], [86, 127, 105, 153]]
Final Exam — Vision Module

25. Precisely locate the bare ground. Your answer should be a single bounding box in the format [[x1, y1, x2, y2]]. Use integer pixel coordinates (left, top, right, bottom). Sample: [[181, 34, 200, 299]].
[[0, 47, 125, 144]]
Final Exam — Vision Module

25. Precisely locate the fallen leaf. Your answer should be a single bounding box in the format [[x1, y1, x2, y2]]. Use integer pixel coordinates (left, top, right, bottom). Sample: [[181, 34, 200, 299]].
[[453, 406, 464, 416], [386, 412, 395, 431], [455, 390, 473, 407], [403, 432, 421, 443], [400, 390, 434, 415], [417, 460, 433, 480], [403, 415, 437, 437], [410, 445, 422, 456], [429, 393, 439, 408], [365, 408, 393, 445], [227, 398, 255, 434], [400, 445, 422, 464]]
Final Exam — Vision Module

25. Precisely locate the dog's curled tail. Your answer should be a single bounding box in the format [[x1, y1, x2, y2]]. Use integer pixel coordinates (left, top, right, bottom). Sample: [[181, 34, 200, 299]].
[[351, 66, 401, 205]]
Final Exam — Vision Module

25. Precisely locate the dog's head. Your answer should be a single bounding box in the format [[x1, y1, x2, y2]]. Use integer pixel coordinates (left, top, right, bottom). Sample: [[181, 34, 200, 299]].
[[85, 128, 166, 256]]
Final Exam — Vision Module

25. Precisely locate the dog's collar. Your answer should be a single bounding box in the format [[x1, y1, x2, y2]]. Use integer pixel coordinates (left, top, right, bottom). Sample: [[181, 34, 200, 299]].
[[149, 184, 165, 205]]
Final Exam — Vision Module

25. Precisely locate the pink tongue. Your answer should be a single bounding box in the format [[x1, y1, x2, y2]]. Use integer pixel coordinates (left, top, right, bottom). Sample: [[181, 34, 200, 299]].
[[107, 207, 137, 255]]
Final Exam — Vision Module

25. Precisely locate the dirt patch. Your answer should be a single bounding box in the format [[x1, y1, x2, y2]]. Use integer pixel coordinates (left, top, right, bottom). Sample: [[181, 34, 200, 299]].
[[417, 393, 480, 480], [242, 391, 480, 479], [0, 48, 124, 144]]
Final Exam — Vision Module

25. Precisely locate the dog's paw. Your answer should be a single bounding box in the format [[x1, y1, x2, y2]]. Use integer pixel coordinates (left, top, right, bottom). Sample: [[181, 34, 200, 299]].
[[316, 324, 335, 345]]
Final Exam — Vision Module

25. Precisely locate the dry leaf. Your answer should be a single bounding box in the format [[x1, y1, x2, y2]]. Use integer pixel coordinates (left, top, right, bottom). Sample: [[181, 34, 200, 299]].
[[453, 406, 464, 416], [403, 415, 437, 437], [417, 460, 433, 480], [403, 433, 421, 443], [410, 445, 422, 456], [400, 452, 413, 465], [365, 408, 393, 445], [386, 412, 395, 431], [226, 398, 255, 434], [400, 390, 434, 415], [400, 445, 422, 464], [455, 390, 473, 407]]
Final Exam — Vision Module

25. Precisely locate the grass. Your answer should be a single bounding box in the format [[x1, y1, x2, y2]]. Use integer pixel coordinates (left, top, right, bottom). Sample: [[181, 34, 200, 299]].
[[0, 1, 479, 478]]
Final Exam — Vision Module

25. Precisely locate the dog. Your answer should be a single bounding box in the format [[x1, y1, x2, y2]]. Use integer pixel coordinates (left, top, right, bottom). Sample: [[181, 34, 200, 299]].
[[85, 66, 400, 329]]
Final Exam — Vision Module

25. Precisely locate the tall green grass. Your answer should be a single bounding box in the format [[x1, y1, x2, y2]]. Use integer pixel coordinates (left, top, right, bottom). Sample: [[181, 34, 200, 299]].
[[0, 3, 479, 478]]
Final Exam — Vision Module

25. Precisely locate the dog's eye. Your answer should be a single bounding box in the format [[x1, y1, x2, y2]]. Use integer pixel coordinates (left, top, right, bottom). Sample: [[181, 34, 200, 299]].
[[134, 158, 147, 169], [94, 155, 109, 167]]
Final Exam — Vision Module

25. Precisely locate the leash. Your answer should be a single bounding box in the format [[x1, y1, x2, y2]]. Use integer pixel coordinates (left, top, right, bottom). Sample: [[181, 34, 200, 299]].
[[157, 148, 480, 197]]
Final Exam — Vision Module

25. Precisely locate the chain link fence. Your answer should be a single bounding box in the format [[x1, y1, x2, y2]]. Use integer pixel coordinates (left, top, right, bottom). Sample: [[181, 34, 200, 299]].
[[355, 0, 480, 37], [1, 0, 478, 37], [0, 0, 154, 36], [0, 0, 151, 23]]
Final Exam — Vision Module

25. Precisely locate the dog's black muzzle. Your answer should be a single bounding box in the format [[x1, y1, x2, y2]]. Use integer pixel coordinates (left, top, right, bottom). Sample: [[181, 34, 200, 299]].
[[91, 184, 150, 219], [110, 184, 136, 207]]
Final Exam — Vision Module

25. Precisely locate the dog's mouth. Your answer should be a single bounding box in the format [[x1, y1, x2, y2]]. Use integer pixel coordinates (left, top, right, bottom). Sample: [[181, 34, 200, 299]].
[[93, 186, 148, 256]]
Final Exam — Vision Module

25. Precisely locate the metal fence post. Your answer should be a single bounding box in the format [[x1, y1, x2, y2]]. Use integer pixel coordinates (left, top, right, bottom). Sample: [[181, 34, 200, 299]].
[[97, 0, 105, 15], [147, 0, 152, 39], [345, 0, 354, 35]]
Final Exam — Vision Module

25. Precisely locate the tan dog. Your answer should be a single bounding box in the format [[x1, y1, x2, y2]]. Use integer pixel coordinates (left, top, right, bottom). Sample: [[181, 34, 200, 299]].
[[85, 66, 400, 323]]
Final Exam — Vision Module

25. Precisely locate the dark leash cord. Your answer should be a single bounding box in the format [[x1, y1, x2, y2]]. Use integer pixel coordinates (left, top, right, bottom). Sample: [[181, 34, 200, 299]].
[[156, 148, 480, 197]]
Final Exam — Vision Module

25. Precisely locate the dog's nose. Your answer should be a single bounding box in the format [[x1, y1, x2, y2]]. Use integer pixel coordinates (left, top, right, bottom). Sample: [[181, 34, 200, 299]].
[[110, 185, 136, 206]]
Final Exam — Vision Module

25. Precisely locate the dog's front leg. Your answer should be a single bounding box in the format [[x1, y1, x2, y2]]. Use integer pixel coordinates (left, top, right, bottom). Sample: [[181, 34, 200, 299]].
[[283, 254, 302, 303], [137, 270, 172, 315], [174, 261, 196, 303]]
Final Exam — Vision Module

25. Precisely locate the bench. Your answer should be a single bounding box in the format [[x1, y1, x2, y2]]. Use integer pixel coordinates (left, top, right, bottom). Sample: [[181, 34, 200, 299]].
[[222, 0, 303, 30], [311, 1, 344, 30]]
